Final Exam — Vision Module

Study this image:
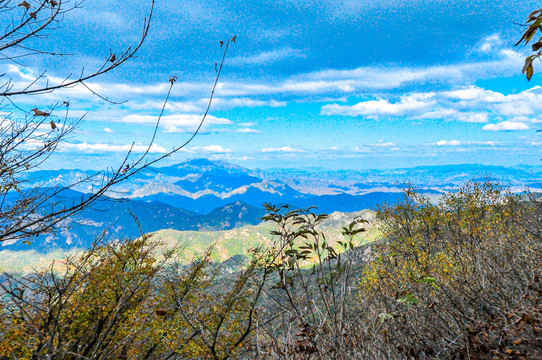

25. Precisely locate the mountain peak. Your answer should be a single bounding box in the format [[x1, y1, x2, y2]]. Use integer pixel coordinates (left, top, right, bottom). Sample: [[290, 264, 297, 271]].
[[155, 158, 253, 177]]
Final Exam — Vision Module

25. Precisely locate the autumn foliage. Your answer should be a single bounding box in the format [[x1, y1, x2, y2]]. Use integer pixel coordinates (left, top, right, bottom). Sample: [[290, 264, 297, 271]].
[[253, 181, 542, 359], [0, 181, 541, 359]]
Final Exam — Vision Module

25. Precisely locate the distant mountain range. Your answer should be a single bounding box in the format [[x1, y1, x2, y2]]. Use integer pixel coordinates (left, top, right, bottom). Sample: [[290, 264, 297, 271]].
[[4, 159, 539, 251]]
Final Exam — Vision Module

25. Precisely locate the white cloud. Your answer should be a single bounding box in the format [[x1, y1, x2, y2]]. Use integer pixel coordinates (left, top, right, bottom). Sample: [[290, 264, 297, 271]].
[[104, 127, 114, 133], [261, 146, 304, 153], [321, 84, 542, 126], [482, 121, 530, 131], [436, 140, 462, 146], [368, 142, 396, 147], [121, 114, 233, 133], [436, 140, 500, 146], [7, 64, 35, 81], [477, 34, 503, 53], [236, 128, 260, 133], [321, 95, 433, 117], [444, 86, 505, 102], [475, 141, 499, 146], [209, 98, 287, 109], [444, 86, 542, 118], [61, 143, 167, 153], [457, 112, 489, 123], [191, 145, 231, 153], [352, 146, 371, 152]]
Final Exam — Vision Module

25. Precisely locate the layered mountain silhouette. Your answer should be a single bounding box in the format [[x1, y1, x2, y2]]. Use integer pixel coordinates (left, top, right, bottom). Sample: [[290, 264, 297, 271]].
[[8, 158, 537, 250]]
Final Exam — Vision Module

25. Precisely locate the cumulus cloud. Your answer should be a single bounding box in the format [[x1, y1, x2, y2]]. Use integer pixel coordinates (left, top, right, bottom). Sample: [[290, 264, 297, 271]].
[[321, 84, 542, 127], [456, 112, 489, 123], [321, 95, 433, 117], [60, 143, 167, 153], [482, 121, 530, 131], [261, 146, 304, 153], [444, 86, 542, 118], [104, 127, 114, 133]]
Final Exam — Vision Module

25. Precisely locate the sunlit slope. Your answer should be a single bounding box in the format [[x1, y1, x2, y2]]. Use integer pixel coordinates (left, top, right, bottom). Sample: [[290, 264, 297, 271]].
[[149, 209, 379, 263], [0, 210, 379, 274]]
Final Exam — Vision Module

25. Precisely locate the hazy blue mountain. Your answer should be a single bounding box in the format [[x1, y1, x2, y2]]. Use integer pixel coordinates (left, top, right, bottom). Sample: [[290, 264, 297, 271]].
[[2, 189, 266, 251], [174, 173, 262, 193], [11, 159, 539, 251]]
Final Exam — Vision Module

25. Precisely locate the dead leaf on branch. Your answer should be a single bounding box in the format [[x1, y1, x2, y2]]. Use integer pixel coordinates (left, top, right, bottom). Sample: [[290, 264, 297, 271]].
[[18, 1, 30, 10], [29, 11, 37, 20], [31, 108, 50, 117], [50, 121, 57, 130], [50, 0, 58, 6]]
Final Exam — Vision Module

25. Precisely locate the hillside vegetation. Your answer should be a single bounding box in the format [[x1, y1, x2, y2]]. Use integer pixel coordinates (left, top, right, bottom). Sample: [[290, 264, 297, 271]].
[[0, 181, 540, 359], [0, 210, 377, 274]]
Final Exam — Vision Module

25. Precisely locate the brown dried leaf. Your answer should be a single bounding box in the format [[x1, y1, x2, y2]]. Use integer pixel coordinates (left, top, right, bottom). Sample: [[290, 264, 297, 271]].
[[155, 309, 168, 316], [50, 0, 58, 6], [31, 108, 50, 117], [18, 1, 30, 10], [29, 11, 36, 20], [50, 120, 57, 130]]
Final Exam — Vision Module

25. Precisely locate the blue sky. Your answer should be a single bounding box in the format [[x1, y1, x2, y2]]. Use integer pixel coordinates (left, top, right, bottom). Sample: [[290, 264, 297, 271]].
[[3, 0, 542, 170]]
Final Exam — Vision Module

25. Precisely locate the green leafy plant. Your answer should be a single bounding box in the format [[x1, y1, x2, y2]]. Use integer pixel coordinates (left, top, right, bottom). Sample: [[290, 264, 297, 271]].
[[517, 8, 542, 80]]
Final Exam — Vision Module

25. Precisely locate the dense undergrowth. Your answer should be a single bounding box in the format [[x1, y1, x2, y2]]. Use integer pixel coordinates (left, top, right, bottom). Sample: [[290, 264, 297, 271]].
[[0, 181, 540, 359]]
